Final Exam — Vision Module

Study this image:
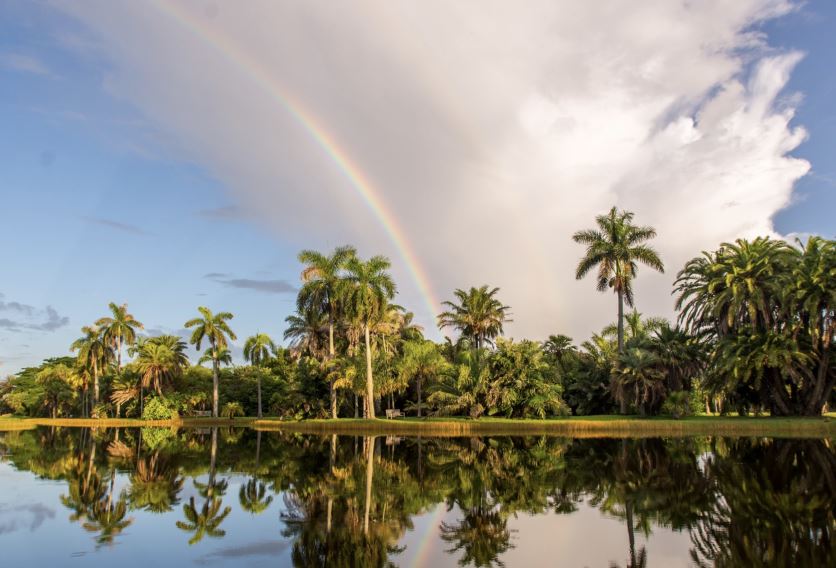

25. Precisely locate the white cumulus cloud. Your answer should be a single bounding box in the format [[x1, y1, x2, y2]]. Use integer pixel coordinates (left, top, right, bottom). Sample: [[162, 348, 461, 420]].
[[58, 0, 810, 342]]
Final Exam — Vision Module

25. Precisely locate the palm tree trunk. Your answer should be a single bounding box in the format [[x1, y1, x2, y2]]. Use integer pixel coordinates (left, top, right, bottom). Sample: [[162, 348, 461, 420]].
[[329, 322, 337, 419], [417, 376, 422, 418], [626, 501, 636, 566], [211, 338, 219, 419], [354, 394, 359, 418], [364, 436, 374, 535], [617, 289, 626, 414], [93, 360, 100, 407], [257, 376, 263, 419], [117, 335, 122, 372], [364, 325, 375, 419]]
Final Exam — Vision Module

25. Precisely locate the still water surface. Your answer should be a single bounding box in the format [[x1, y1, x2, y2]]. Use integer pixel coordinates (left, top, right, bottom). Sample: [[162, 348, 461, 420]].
[[0, 427, 833, 567]]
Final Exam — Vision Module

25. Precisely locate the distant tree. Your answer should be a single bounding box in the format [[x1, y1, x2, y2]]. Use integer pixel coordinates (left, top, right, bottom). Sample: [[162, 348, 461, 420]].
[[573, 207, 664, 413], [573, 207, 664, 354], [297, 245, 356, 418], [398, 340, 448, 417], [96, 302, 144, 372], [244, 333, 276, 418], [71, 325, 114, 406], [185, 307, 236, 418], [438, 286, 511, 350], [343, 255, 396, 419]]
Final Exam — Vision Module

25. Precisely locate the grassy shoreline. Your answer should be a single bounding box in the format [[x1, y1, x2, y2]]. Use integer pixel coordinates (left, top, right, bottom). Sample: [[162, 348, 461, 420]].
[[2, 414, 834, 438]]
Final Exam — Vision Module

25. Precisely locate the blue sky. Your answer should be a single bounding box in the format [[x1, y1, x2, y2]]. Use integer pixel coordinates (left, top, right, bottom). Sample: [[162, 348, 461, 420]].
[[0, 1, 834, 373]]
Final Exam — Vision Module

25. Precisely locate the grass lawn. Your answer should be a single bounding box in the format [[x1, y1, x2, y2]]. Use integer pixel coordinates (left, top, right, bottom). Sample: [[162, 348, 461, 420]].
[[2, 413, 833, 437]]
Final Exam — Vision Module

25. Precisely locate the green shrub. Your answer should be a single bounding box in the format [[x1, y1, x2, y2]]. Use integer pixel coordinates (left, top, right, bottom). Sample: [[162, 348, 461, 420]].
[[661, 391, 699, 419], [141, 397, 179, 420], [140, 427, 176, 450]]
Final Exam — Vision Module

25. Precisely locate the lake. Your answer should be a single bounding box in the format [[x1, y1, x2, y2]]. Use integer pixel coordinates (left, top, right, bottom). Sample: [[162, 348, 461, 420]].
[[0, 427, 833, 566]]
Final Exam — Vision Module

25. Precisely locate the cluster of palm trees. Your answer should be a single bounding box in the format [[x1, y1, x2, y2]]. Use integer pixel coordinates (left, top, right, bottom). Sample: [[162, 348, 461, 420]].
[[4, 205, 832, 420]]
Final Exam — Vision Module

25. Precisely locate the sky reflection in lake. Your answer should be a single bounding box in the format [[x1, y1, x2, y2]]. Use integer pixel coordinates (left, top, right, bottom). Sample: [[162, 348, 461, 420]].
[[0, 428, 833, 567]]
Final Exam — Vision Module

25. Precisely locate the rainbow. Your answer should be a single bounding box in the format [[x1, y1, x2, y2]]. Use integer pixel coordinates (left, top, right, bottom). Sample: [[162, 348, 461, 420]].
[[409, 503, 447, 567], [150, 1, 440, 319]]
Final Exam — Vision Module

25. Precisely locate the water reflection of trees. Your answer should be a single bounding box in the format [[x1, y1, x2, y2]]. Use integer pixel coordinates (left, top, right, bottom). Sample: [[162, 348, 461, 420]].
[[0, 427, 833, 566]]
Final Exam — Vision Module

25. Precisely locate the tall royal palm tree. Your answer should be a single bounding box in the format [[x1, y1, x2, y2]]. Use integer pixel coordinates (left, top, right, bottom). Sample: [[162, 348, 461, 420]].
[[437, 286, 511, 350], [96, 302, 144, 372], [573, 207, 664, 355], [243, 333, 276, 418], [71, 325, 114, 406], [297, 246, 356, 418], [344, 255, 396, 419], [185, 307, 236, 418]]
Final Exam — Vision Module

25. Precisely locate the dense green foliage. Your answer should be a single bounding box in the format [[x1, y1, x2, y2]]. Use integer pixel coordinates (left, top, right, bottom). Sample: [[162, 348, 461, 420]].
[[1, 211, 833, 419]]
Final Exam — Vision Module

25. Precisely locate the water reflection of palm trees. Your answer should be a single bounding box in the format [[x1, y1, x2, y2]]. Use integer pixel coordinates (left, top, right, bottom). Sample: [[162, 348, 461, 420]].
[[177, 427, 231, 545], [5, 426, 834, 566]]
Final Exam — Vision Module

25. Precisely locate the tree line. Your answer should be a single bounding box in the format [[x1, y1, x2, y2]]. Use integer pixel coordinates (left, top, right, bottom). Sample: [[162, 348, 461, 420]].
[[1, 207, 833, 418]]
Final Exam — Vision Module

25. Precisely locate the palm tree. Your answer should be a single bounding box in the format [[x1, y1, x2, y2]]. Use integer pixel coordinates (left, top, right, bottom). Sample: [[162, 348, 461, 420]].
[[176, 496, 232, 545], [612, 348, 666, 416], [185, 307, 236, 418], [573, 207, 664, 354], [96, 302, 144, 372], [399, 340, 448, 417], [343, 255, 397, 419], [438, 286, 511, 350], [71, 325, 114, 406], [244, 333, 276, 418], [297, 245, 356, 418], [284, 306, 328, 359], [135, 340, 187, 397], [239, 478, 273, 515], [573, 207, 663, 413]]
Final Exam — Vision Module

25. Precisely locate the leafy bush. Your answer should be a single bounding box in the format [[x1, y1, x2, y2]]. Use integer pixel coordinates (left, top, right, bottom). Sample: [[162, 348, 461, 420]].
[[141, 396, 179, 420], [140, 427, 176, 450]]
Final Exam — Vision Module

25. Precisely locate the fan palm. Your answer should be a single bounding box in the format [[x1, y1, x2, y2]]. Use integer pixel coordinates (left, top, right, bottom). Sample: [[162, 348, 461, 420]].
[[96, 302, 144, 372], [185, 307, 236, 418], [573, 207, 664, 355], [244, 333, 276, 418], [437, 286, 511, 350], [297, 245, 356, 417], [343, 255, 396, 419]]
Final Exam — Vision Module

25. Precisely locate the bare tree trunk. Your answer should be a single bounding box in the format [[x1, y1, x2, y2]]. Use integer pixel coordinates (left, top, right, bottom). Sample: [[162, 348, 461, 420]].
[[364, 325, 375, 419], [354, 394, 359, 418]]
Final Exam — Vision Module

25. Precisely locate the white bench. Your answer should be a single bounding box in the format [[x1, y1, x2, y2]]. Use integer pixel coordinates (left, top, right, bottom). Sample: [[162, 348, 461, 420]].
[[385, 409, 403, 419], [194, 410, 212, 417]]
